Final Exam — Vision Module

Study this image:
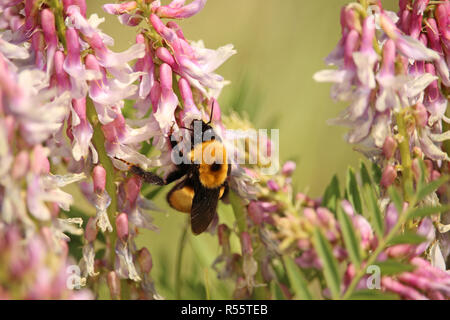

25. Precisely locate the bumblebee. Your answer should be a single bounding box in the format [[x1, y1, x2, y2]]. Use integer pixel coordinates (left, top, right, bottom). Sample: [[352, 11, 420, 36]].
[[122, 111, 230, 235]]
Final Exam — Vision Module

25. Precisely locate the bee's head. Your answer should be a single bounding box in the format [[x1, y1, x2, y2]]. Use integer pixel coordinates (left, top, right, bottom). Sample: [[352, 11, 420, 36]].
[[190, 119, 221, 146]]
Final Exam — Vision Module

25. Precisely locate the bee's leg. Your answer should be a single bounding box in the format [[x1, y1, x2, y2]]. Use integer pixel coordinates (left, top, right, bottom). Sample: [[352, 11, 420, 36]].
[[131, 165, 188, 186], [114, 157, 134, 168], [222, 182, 229, 198], [130, 166, 165, 186], [165, 167, 188, 184]]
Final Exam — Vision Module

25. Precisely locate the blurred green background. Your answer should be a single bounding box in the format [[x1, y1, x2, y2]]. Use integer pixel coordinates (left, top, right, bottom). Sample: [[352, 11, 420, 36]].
[[85, 0, 394, 299]]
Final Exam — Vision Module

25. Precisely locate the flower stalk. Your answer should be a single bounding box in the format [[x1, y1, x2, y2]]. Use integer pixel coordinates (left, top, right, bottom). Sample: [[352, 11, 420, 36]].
[[444, 92, 450, 158], [395, 111, 414, 200], [230, 191, 248, 233], [86, 98, 118, 266], [50, 0, 67, 49], [175, 218, 190, 300]]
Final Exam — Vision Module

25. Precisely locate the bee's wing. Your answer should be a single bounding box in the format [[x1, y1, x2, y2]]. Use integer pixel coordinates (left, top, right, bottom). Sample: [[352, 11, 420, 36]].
[[190, 186, 220, 235]]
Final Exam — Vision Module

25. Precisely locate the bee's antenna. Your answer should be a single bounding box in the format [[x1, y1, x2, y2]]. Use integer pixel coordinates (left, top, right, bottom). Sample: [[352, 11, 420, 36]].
[[207, 100, 215, 125], [179, 126, 194, 132]]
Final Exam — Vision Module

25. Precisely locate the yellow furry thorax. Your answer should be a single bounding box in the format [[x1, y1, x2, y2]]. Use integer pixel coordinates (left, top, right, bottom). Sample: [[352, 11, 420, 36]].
[[190, 140, 228, 189]]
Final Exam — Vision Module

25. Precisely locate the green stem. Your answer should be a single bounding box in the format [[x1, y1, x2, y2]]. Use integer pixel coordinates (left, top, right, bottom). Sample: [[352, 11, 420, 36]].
[[50, 0, 67, 50], [443, 89, 450, 158], [395, 112, 414, 200], [175, 217, 189, 299], [86, 99, 118, 266], [204, 268, 211, 300], [229, 191, 248, 233]]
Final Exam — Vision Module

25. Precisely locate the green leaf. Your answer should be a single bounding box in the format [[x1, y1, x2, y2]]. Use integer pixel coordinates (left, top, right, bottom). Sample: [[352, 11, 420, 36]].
[[388, 186, 403, 214], [348, 289, 399, 300], [408, 205, 450, 219], [282, 257, 313, 300], [362, 184, 384, 237], [346, 167, 363, 214], [371, 162, 382, 185], [322, 175, 341, 212], [270, 282, 286, 300], [143, 186, 165, 199], [375, 259, 416, 276], [416, 176, 449, 202], [272, 259, 288, 284], [388, 233, 427, 246], [312, 229, 341, 299], [336, 206, 361, 269], [360, 161, 372, 186]]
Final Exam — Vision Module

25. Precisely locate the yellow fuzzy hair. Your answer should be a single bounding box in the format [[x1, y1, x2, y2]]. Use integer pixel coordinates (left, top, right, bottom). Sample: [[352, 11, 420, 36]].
[[190, 140, 228, 189]]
